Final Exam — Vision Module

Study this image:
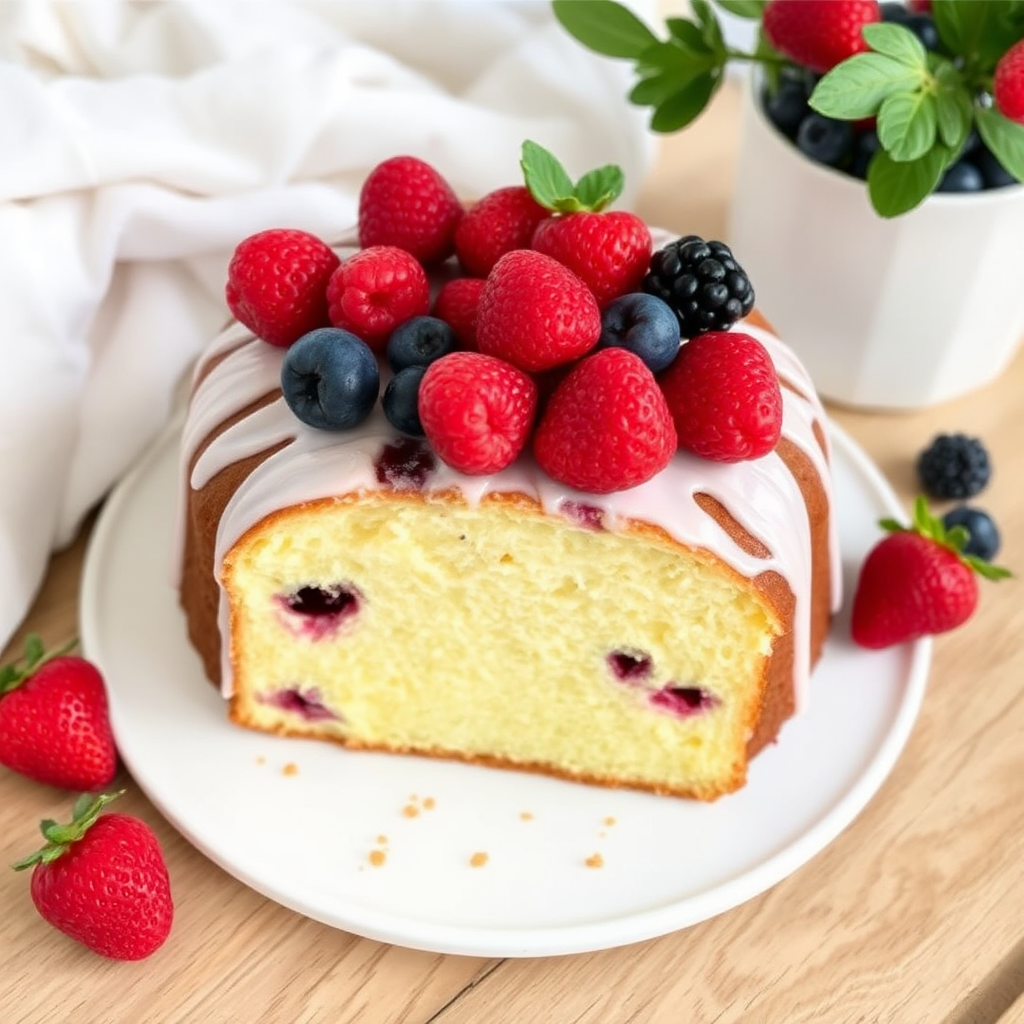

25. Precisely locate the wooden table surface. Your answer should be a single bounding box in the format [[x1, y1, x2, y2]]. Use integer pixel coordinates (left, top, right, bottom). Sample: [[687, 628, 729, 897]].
[[3, 78, 1023, 1024]]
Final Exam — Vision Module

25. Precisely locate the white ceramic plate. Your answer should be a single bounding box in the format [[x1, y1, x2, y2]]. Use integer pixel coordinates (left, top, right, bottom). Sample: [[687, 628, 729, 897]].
[[80, 420, 931, 958]]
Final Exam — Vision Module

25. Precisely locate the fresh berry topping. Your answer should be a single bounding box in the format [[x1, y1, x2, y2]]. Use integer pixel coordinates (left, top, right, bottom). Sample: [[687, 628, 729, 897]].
[[598, 292, 680, 373], [225, 228, 339, 348], [521, 140, 651, 308], [642, 236, 754, 338], [432, 276, 485, 351], [455, 185, 550, 277], [650, 686, 719, 717], [607, 649, 653, 682], [386, 316, 457, 373], [418, 352, 538, 475], [851, 497, 1010, 649], [476, 250, 601, 373], [13, 792, 173, 961], [916, 432, 991, 499], [278, 583, 362, 640], [0, 636, 117, 792], [280, 328, 379, 431], [374, 437, 437, 489], [534, 348, 677, 494], [763, 0, 880, 74], [382, 365, 427, 436], [531, 211, 652, 309], [326, 246, 430, 351], [658, 331, 782, 463], [995, 39, 1024, 125], [941, 505, 1002, 562], [357, 155, 463, 265], [796, 112, 855, 167]]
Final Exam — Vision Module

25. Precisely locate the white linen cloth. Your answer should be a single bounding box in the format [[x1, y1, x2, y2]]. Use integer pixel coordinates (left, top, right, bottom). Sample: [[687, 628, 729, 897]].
[[0, 0, 656, 651]]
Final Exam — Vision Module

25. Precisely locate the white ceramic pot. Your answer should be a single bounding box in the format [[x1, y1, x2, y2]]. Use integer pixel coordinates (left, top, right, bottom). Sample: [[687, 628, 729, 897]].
[[727, 76, 1024, 411]]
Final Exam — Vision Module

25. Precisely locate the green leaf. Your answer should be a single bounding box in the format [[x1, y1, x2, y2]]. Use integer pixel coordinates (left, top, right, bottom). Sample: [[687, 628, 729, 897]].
[[12, 791, 125, 872], [573, 164, 625, 210], [630, 70, 686, 107], [689, 0, 727, 57], [975, 107, 1024, 183], [867, 145, 950, 217], [932, 0, 1022, 71], [650, 70, 721, 132], [861, 22, 928, 67], [665, 17, 712, 54], [810, 53, 925, 120], [877, 91, 938, 162], [551, 0, 659, 59], [520, 139, 575, 210], [932, 62, 973, 151], [713, 0, 765, 18]]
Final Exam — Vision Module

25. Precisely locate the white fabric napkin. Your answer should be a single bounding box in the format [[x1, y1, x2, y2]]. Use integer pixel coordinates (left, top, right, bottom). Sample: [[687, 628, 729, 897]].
[[0, 0, 656, 650]]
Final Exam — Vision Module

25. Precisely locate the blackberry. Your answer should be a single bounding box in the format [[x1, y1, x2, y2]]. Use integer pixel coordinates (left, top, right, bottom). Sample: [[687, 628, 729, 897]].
[[642, 235, 755, 338], [916, 433, 991, 499]]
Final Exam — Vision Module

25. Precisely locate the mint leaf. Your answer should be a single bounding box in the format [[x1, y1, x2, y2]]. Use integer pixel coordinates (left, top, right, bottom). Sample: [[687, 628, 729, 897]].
[[520, 140, 575, 210], [713, 0, 765, 17], [932, 0, 1019, 70], [867, 145, 950, 217], [976, 107, 1024, 183], [552, 0, 659, 59], [861, 22, 927, 67], [690, 0, 727, 57], [810, 53, 924, 120], [878, 91, 938, 161], [932, 63, 972, 151], [651, 70, 721, 132], [573, 164, 625, 210], [665, 17, 714, 54]]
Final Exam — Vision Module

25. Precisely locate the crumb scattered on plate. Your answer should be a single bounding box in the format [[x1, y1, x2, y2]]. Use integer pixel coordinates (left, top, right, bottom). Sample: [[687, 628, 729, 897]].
[[369, 849, 387, 868], [585, 853, 604, 869], [469, 852, 489, 868], [282, 762, 299, 776], [519, 811, 534, 821]]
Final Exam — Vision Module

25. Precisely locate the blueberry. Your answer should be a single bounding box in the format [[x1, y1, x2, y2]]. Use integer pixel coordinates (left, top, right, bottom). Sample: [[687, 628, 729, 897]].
[[942, 505, 1001, 561], [879, 2, 912, 23], [598, 292, 681, 373], [937, 159, 984, 193], [848, 130, 881, 180], [386, 315, 457, 373], [281, 327, 379, 430], [905, 13, 940, 51], [974, 147, 1018, 189], [795, 113, 855, 168], [765, 80, 810, 139], [382, 365, 427, 436]]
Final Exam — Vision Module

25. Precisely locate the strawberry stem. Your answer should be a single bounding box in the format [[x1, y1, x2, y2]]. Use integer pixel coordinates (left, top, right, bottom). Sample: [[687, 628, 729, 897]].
[[0, 633, 79, 696], [11, 791, 125, 871]]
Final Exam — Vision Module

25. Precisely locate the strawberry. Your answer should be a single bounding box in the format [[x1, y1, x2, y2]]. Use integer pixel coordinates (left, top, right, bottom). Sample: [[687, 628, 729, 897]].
[[994, 39, 1024, 125], [432, 276, 486, 351], [521, 140, 651, 308], [658, 331, 783, 463], [226, 228, 339, 348], [454, 186, 550, 277], [763, 0, 880, 74], [0, 635, 117, 791], [534, 348, 677, 494], [476, 249, 601, 373], [326, 245, 430, 352], [13, 791, 173, 961], [851, 497, 1011, 649], [418, 352, 538, 475], [358, 155, 463, 265]]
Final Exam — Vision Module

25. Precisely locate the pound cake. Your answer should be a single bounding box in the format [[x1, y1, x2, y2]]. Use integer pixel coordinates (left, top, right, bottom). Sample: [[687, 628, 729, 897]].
[[176, 151, 841, 801]]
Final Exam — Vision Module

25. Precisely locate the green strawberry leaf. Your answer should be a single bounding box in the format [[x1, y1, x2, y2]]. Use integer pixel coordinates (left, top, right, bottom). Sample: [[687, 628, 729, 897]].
[[867, 144, 951, 217], [878, 90, 939, 162], [975, 107, 1024, 184], [0, 633, 77, 695], [12, 791, 126, 872], [551, 0, 659, 59], [520, 139, 624, 212], [573, 164, 625, 211], [810, 53, 925, 120]]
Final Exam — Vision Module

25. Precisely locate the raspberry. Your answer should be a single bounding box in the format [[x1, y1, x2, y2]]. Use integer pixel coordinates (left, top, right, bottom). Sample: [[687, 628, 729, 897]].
[[476, 250, 601, 373], [326, 246, 430, 352], [916, 433, 992, 499], [225, 228, 339, 348], [994, 39, 1024, 125], [358, 156, 463, 265], [432, 276, 485, 351], [531, 210, 652, 308], [455, 186, 550, 277], [533, 347, 677, 494], [658, 331, 783, 463], [642, 236, 754, 339], [763, 0, 880, 74], [418, 352, 538, 475]]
